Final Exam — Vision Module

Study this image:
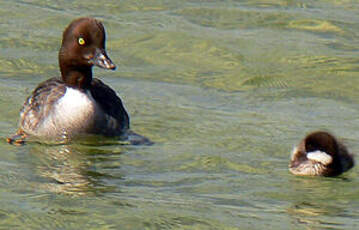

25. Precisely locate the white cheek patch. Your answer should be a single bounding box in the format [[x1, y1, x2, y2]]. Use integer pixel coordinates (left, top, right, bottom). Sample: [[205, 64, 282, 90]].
[[307, 151, 333, 165]]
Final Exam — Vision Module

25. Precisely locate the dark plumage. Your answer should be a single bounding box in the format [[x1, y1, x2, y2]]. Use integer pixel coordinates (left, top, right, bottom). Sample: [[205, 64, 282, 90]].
[[289, 131, 354, 177]]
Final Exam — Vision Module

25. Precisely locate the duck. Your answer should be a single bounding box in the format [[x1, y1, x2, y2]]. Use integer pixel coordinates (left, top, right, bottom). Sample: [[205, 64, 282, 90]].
[[289, 131, 354, 177], [7, 17, 151, 145]]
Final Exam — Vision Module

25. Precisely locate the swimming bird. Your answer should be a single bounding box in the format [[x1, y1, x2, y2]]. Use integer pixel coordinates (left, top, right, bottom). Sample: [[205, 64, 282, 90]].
[[7, 17, 150, 145], [289, 131, 354, 176]]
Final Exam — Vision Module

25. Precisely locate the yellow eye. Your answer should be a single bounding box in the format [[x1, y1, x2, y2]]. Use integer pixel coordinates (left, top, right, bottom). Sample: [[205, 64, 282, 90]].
[[78, 37, 85, 45]]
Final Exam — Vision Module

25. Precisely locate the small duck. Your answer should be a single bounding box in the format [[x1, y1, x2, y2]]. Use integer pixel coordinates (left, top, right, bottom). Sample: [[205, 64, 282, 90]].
[[7, 17, 150, 145], [289, 131, 354, 177]]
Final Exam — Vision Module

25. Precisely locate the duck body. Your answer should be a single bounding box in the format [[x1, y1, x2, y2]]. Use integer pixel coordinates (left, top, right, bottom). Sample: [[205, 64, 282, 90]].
[[20, 77, 129, 140], [8, 17, 149, 145], [289, 131, 354, 177]]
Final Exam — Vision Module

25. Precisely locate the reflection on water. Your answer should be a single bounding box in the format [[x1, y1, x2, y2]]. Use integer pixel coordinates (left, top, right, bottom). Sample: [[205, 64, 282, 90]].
[[284, 176, 357, 229], [289, 202, 345, 229], [26, 144, 125, 196], [1, 0, 359, 229]]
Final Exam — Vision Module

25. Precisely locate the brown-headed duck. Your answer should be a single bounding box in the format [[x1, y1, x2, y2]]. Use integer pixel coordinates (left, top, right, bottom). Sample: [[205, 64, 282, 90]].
[[7, 17, 151, 145], [289, 131, 354, 177]]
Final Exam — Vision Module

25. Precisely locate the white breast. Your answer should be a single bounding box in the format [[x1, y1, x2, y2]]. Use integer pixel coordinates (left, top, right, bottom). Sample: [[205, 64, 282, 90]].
[[40, 87, 98, 137], [56, 87, 95, 117]]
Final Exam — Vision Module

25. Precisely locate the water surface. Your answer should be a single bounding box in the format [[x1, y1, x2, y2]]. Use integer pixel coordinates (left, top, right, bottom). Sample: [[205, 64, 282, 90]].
[[1, 0, 359, 229]]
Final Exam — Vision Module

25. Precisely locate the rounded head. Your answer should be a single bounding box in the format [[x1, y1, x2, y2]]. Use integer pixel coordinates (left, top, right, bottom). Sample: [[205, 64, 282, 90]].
[[59, 17, 115, 71], [303, 131, 339, 157]]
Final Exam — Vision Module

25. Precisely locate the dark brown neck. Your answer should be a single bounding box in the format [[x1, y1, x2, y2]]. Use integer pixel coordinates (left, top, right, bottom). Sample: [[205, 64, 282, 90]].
[[60, 65, 93, 89]]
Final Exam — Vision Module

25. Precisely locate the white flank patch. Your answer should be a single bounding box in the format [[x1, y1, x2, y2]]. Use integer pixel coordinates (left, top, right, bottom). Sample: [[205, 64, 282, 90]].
[[307, 150, 333, 165]]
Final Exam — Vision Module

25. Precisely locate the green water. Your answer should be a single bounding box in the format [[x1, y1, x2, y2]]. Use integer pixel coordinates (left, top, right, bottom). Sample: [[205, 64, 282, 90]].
[[1, 0, 359, 229]]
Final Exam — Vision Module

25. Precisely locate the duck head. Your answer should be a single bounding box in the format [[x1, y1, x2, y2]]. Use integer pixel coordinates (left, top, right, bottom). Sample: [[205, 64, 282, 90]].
[[59, 17, 116, 88]]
